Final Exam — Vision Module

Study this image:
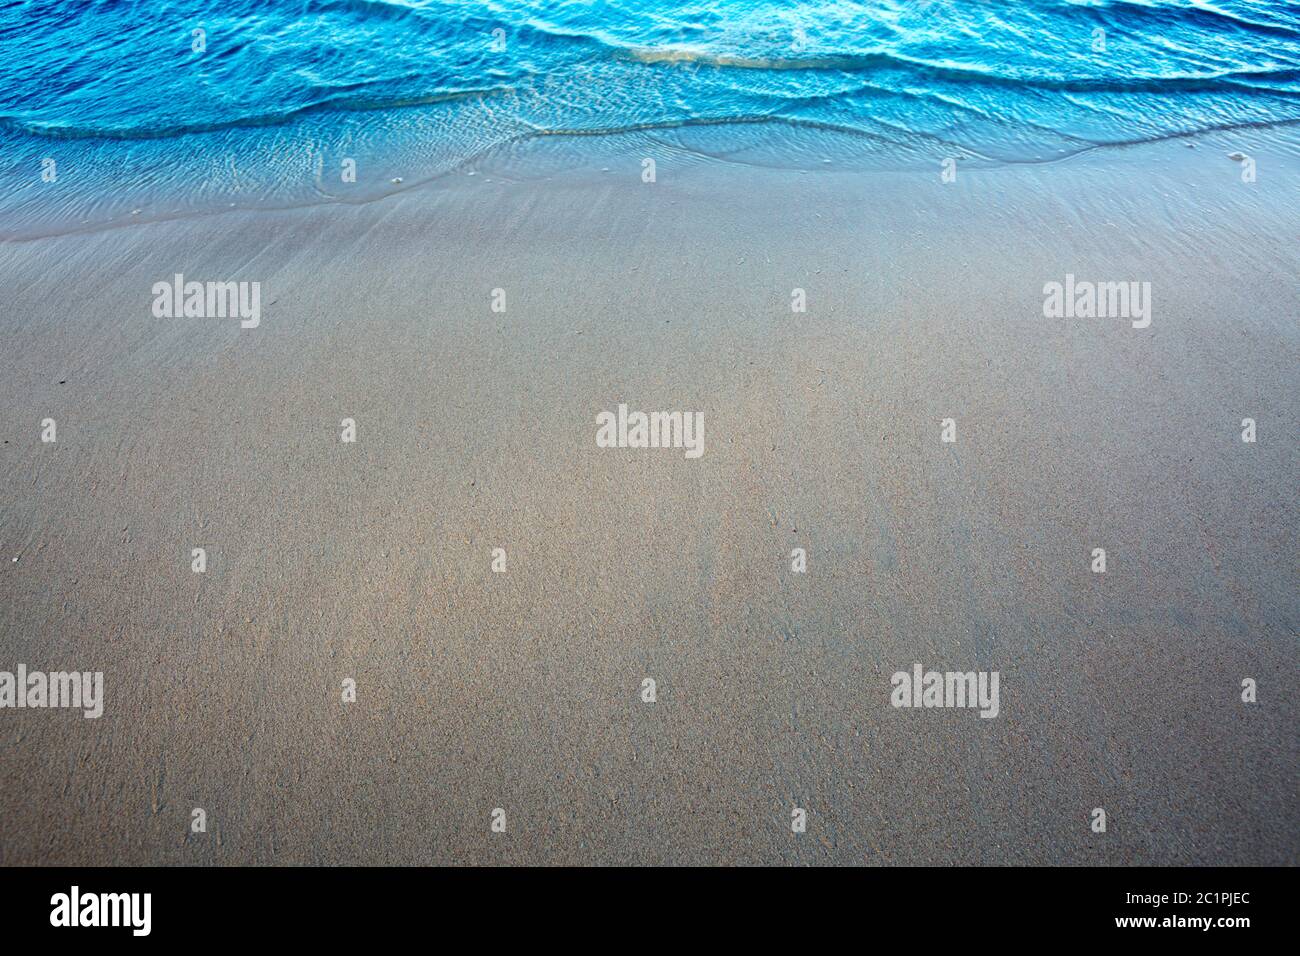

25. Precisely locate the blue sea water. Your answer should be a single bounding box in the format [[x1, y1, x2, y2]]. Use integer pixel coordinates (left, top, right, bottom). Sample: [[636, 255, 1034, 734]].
[[1, 0, 1298, 234]]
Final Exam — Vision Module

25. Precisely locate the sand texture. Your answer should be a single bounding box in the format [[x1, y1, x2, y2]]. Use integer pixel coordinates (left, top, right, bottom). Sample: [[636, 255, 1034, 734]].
[[1, 133, 1297, 865]]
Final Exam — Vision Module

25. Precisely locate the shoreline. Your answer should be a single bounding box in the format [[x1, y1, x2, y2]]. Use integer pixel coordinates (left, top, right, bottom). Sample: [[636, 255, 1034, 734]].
[[4, 116, 1299, 243]]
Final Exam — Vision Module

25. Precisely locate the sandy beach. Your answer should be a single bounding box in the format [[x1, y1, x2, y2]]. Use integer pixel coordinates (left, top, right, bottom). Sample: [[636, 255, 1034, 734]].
[[1, 126, 1297, 865]]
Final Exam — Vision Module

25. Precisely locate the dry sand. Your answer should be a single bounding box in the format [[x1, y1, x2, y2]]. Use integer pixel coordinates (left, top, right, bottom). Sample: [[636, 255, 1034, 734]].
[[1, 131, 1297, 864]]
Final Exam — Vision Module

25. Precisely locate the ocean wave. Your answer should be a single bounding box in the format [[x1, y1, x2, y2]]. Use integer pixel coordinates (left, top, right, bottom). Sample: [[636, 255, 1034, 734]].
[[0, 0, 1297, 234]]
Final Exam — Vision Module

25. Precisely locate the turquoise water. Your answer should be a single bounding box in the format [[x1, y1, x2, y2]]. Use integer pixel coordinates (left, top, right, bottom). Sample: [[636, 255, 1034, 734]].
[[1, 0, 1298, 234]]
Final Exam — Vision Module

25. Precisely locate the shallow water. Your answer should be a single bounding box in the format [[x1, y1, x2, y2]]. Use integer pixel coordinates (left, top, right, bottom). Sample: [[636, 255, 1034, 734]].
[[1, 0, 1298, 235]]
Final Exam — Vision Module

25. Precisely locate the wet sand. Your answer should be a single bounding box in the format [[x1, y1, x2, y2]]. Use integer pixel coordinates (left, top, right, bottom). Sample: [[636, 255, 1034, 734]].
[[1, 130, 1297, 865]]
